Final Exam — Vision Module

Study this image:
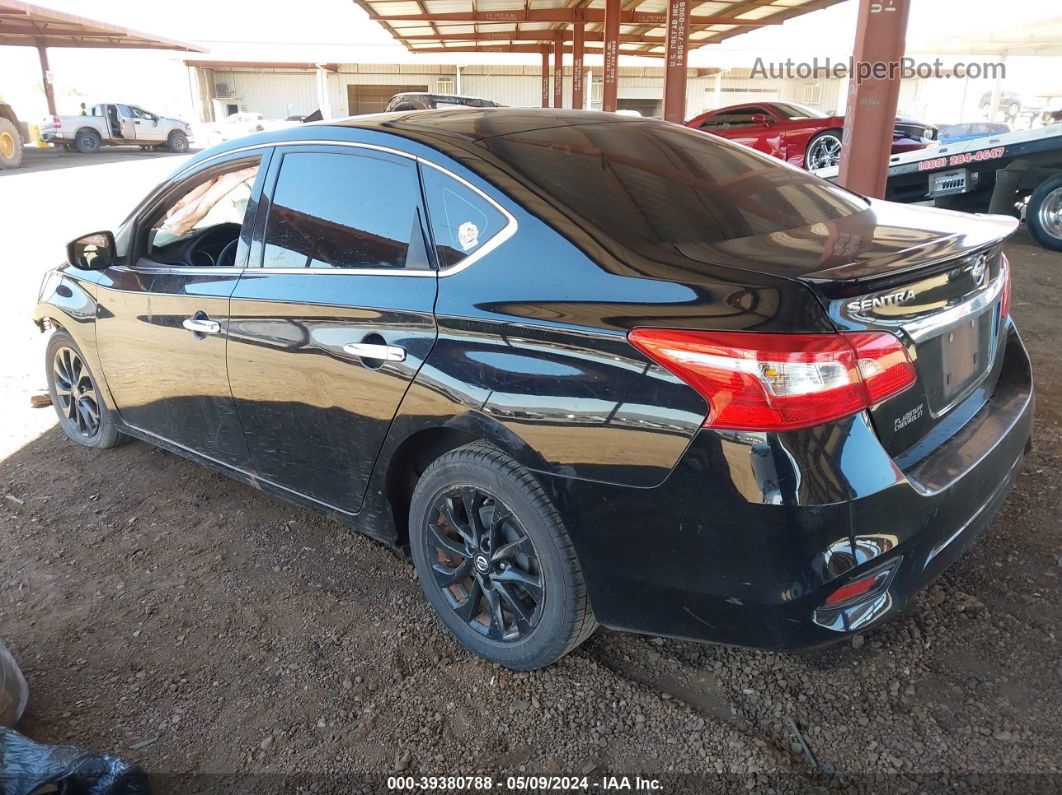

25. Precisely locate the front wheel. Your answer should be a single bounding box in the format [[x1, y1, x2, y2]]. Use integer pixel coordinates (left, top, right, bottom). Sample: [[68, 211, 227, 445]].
[[46, 330, 127, 449], [409, 443, 596, 670], [1027, 174, 1062, 252], [166, 131, 189, 153], [805, 130, 843, 171]]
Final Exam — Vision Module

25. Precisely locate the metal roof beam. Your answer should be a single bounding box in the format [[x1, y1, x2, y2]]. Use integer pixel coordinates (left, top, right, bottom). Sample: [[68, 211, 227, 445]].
[[408, 43, 664, 58], [367, 10, 771, 25], [398, 30, 665, 43]]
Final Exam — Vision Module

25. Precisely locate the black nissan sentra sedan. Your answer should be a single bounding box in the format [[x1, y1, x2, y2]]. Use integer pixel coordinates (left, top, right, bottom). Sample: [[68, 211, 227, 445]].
[[34, 109, 1033, 670]]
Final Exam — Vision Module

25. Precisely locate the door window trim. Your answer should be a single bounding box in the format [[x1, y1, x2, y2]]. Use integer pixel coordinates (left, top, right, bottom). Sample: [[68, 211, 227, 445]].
[[171, 140, 517, 278]]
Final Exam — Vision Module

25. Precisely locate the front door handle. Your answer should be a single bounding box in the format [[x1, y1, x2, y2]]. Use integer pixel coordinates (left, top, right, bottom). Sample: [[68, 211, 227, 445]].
[[182, 316, 221, 335], [343, 342, 406, 362]]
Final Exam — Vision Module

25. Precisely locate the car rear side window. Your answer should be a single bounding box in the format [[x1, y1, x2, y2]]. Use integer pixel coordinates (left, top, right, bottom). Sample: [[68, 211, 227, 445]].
[[263, 151, 428, 270], [421, 164, 509, 269]]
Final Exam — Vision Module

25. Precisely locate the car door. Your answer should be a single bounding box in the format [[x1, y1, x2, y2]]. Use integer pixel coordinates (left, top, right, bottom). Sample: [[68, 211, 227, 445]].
[[94, 149, 272, 469], [114, 104, 137, 140], [130, 106, 165, 142], [226, 143, 438, 515]]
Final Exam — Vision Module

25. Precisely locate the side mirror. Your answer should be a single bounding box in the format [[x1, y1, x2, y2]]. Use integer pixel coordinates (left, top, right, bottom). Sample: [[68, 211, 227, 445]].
[[67, 230, 116, 271], [751, 113, 772, 126]]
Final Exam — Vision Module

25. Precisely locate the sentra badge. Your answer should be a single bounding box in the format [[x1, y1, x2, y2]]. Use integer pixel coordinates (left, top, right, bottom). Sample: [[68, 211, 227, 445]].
[[847, 289, 916, 314]]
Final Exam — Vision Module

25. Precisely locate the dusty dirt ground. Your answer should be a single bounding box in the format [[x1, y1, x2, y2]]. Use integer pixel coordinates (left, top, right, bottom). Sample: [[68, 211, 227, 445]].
[[0, 155, 1060, 792]]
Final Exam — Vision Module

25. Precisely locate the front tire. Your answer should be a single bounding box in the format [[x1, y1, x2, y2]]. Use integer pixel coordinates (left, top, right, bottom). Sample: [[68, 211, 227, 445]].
[[46, 330, 126, 449], [409, 443, 596, 670], [805, 130, 843, 171], [1026, 174, 1062, 252], [166, 131, 189, 153]]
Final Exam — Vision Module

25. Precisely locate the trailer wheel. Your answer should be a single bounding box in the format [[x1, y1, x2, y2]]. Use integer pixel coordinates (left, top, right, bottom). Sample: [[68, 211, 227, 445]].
[[0, 117, 23, 170], [1026, 174, 1062, 252], [74, 129, 101, 154]]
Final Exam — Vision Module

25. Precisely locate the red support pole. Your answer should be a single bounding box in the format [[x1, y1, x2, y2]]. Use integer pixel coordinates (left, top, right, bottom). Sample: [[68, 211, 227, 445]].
[[541, 46, 550, 108], [837, 0, 912, 198], [572, 23, 585, 111], [602, 0, 620, 112], [663, 0, 690, 123], [37, 41, 56, 116], [553, 33, 563, 108]]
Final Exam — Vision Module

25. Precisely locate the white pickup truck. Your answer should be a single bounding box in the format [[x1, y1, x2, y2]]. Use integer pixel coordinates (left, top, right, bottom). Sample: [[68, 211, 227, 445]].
[[40, 103, 192, 154]]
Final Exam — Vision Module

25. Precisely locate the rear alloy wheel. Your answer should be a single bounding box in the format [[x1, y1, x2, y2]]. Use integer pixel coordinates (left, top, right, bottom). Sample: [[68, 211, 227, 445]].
[[1027, 175, 1062, 252], [167, 131, 189, 153], [805, 130, 843, 171], [46, 330, 126, 449], [410, 443, 596, 670]]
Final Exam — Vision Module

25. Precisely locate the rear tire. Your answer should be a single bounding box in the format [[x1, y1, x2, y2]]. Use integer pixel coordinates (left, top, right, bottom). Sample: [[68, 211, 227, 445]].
[[0, 117, 23, 170], [46, 330, 127, 449], [1026, 174, 1062, 252], [409, 443, 596, 670], [74, 129, 101, 154], [167, 131, 189, 153]]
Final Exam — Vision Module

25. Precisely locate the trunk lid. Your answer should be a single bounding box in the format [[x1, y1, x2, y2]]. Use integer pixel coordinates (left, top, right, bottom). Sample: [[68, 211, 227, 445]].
[[678, 200, 1018, 458]]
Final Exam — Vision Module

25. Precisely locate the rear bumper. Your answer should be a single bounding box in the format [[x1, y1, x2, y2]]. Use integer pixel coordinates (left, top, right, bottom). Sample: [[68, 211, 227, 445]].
[[548, 324, 1033, 649]]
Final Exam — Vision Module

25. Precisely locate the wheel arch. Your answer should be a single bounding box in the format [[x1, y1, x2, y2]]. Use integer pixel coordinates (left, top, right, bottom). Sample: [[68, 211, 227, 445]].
[[380, 413, 548, 550], [74, 125, 102, 140]]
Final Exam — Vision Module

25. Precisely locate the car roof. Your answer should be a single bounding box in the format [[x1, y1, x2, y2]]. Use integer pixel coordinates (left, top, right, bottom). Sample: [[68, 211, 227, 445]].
[[203, 107, 643, 146]]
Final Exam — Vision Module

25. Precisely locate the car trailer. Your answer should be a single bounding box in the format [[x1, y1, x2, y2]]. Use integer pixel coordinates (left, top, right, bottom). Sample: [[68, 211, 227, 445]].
[[815, 125, 1062, 251]]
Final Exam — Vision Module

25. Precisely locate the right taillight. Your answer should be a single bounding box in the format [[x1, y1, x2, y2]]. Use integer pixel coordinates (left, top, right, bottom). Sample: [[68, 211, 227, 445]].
[[999, 253, 1012, 320], [627, 328, 916, 432]]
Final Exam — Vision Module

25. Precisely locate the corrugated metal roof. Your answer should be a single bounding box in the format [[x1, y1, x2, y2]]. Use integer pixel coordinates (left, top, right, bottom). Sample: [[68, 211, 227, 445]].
[[0, 0, 204, 50], [352, 0, 847, 57]]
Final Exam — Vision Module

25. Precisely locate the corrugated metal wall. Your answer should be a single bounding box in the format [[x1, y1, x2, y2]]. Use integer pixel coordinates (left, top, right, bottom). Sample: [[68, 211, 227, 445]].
[[205, 69, 318, 119], [193, 64, 934, 123]]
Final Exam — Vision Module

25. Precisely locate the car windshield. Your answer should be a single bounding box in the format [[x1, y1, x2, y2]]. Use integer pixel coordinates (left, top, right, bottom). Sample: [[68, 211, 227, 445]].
[[480, 121, 867, 251], [771, 102, 828, 120]]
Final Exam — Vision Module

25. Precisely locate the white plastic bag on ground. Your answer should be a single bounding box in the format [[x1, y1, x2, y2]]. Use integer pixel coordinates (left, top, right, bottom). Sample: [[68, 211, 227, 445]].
[[0, 640, 28, 728]]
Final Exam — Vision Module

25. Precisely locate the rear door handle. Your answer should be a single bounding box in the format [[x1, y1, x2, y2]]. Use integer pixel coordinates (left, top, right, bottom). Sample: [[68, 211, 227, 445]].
[[182, 316, 221, 335], [343, 342, 406, 362]]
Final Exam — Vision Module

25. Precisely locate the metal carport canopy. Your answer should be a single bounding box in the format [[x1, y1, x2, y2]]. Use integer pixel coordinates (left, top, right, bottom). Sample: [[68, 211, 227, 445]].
[[0, 1, 204, 114], [352, 0, 847, 120]]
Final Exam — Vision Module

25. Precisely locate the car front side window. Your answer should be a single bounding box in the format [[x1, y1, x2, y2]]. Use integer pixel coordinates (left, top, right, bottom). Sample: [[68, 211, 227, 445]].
[[145, 158, 261, 267]]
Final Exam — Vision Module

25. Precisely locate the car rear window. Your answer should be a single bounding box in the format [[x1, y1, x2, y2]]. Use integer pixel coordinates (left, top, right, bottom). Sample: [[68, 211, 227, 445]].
[[479, 122, 867, 252]]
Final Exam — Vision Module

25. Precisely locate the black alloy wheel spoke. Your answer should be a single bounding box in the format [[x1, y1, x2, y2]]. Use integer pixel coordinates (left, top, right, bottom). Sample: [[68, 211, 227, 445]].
[[439, 497, 475, 549], [454, 578, 483, 622], [460, 487, 486, 547], [425, 485, 545, 643], [492, 532, 534, 563], [429, 522, 467, 560], [493, 565, 543, 600], [484, 587, 507, 640], [494, 581, 533, 634], [432, 558, 473, 588]]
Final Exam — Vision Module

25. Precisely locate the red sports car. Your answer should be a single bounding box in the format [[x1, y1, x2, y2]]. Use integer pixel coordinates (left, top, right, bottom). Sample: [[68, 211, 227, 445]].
[[684, 101, 937, 170]]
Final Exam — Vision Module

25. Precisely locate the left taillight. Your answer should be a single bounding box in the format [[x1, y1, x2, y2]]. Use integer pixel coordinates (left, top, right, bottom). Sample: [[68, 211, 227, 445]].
[[627, 329, 917, 432], [1000, 253, 1012, 320]]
